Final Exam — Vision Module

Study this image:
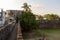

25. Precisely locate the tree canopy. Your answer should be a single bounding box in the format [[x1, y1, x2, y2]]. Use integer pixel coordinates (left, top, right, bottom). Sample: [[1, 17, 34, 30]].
[[44, 14, 59, 20], [38, 15, 43, 20], [22, 3, 31, 12], [19, 3, 38, 32]]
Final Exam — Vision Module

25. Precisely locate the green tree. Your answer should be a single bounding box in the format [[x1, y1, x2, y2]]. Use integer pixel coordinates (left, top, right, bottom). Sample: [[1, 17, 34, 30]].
[[44, 14, 59, 20], [19, 3, 38, 32], [38, 15, 43, 20], [22, 3, 31, 12]]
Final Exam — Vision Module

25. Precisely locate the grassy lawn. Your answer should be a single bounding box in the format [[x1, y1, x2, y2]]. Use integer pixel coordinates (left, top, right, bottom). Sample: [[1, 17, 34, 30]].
[[36, 29, 60, 40], [23, 29, 60, 40]]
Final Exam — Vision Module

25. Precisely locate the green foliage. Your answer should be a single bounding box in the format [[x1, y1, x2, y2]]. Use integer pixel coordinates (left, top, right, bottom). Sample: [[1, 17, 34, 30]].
[[19, 11, 38, 31], [44, 14, 59, 20], [38, 15, 43, 20], [19, 3, 38, 32], [22, 3, 31, 12]]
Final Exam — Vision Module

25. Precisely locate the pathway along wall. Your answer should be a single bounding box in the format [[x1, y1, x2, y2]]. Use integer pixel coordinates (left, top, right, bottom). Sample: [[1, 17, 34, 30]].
[[0, 21, 15, 40], [17, 21, 23, 40]]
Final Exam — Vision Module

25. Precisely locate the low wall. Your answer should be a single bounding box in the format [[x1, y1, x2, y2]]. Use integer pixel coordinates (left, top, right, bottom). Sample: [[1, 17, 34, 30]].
[[38, 20, 60, 29]]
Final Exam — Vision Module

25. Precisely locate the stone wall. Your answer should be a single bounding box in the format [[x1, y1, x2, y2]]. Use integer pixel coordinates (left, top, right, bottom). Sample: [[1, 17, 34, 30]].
[[0, 21, 15, 40], [38, 20, 60, 29]]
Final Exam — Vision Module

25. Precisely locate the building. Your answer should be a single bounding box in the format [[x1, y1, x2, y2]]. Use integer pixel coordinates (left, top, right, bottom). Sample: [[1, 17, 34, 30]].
[[0, 9, 5, 26], [0, 9, 23, 26], [6, 10, 23, 18]]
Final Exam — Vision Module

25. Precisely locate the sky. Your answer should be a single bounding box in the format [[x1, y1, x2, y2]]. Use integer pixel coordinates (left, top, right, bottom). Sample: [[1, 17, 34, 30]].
[[0, 0, 60, 15]]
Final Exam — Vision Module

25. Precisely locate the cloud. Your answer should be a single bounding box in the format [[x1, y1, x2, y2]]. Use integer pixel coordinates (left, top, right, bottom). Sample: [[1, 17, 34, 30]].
[[30, 4, 46, 15], [30, 4, 60, 15], [0, 0, 19, 10], [31, 4, 45, 9]]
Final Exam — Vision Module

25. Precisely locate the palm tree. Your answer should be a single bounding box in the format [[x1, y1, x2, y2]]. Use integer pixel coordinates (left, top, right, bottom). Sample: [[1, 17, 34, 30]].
[[22, 3, 31, 12]]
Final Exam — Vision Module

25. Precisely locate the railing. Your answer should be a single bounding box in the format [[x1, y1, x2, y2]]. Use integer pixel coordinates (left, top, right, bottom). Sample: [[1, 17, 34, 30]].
[[0, 21, 16, 40]]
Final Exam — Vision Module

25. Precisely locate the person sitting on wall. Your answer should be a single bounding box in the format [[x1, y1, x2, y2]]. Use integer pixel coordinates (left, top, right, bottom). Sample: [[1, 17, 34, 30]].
[[16, 17, 18, 23]]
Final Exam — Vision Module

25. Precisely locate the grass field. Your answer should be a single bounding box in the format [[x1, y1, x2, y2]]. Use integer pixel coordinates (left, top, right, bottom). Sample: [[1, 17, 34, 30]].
[[36, 29, 60, 40], [23, 29, 60, 40]]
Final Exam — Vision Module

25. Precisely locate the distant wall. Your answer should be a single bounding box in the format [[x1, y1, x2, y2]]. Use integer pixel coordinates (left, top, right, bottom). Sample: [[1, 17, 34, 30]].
[[38, 20, 60, 29]]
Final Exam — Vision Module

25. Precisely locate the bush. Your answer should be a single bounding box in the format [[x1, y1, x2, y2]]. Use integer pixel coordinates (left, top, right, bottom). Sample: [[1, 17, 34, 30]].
[[19, 11, 38, 32]]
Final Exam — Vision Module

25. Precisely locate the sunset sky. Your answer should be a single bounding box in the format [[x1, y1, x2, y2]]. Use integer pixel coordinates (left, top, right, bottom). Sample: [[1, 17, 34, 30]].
[[0, 0, 60, 15]]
